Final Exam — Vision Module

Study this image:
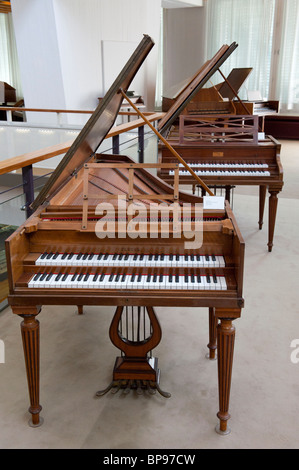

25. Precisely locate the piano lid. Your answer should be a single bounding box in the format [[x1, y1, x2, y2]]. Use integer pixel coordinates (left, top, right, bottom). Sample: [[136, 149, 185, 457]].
[[31, 34, 154, 211], [217, 67, 252, 100], [157, 42, 238, 135]]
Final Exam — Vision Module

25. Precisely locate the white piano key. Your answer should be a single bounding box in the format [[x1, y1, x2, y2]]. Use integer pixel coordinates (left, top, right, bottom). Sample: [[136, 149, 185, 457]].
[[219, 276, 227, 290], [127, 274, 136, 289], [157, 274, 166, 289], [119, 273, 128, 289], [213, 276, 222, 290], [28, 272, 42, 287]]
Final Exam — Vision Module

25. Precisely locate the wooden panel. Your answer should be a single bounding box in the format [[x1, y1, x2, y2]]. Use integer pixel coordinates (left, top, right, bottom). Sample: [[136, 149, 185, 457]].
[[0, 1, 11, 14]]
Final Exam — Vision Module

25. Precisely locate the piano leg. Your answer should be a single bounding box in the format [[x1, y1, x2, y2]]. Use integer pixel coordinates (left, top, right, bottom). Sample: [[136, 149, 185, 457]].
[[258, 185, 267, 230], [215, 312, 239, 435], [206, 307, 217, 360], [268, 189, 279, 252], [13, 306, 43, 427]]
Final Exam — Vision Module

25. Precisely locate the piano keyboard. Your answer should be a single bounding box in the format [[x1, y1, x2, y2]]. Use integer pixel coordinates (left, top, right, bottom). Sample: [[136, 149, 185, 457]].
[[167, 161, 271, 177], [28, 272, 227, 290], [35, 252, 225, 268], [177, 162, 269, 168]]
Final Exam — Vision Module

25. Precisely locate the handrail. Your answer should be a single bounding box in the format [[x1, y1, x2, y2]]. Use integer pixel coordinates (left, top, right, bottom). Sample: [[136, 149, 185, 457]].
[[0, 112, 164, 175], [0, 106, 156, 117]]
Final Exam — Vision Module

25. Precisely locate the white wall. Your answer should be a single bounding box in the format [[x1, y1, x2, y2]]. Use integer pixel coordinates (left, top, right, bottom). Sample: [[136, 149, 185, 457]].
[[10, 0, 161, 125], [162, 6, 206, 98], [10, 0, 66, 124]]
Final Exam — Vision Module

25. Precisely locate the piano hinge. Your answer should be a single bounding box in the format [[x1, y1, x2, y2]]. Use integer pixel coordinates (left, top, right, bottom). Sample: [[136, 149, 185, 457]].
[[222, 219, 234, 235]]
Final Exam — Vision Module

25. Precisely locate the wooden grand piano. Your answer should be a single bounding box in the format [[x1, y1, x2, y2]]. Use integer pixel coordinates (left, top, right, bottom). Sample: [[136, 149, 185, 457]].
[[163, 65, 253, 116], [158, 44, 283, 252], [5, 36, 245, 435]]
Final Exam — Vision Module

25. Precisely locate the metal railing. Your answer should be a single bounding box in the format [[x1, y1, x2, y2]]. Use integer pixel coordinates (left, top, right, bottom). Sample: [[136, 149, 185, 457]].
[[0, 110, 164, 219]]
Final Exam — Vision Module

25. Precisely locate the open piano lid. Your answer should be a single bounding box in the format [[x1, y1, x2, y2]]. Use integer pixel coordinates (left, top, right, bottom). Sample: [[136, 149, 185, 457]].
[[31, 34, 154, 212], [157, 42, 238, 135]]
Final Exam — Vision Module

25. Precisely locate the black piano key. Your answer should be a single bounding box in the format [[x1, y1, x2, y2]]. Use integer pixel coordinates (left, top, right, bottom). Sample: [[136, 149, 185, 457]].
[[197, 275, 201, 283], [191, 274, 195, 283], [205, 255, 210, 261], [76, 253, 83, 260], [100, 273, 105, 282], [71, 273, 77, 281], [46, 252, 53, 259], [77, 274, 83, 281], [46, 273, 53, 281], [212, 255, 216, 261], [154, 254, 159, 261], [93, 273, 99, 281], [115, 273, 120, 282], [169, 274, 172, 282], [184, 255, 188, 261], [139, 254, 144, 261], [113, 254, 118, 261], [207, 274, 211, 283], [121, 274, 126, 282], [160, 254, 164, 260], [124, 254, 129, 261], [175, 274, 179, 283], [196, 255, 201, 261], [88, 253, 94, 260], [62, 273, 68, 281], [169, 254, 173, 261], [118, 254, 123, 260], [41, 252, 48, 259], [82, 253, 88, 260], [67, 252, 74, 259], [104, 254, 109, 260], [137, 274, 142, 282], [55, 273, 62, 281], [108, 274, 114, 282], [176, 254, 180, 261], [213, 274, 217, 283], [153, 274, 157, 282], [84, 273, 89, 281], [61, 253, 68, 260], [159, 274, 163, 282], [133, 254, 138, 261], [131, 274, 135, 282], [97, 253, 103, 260], [190, 255, 194, 261], [147, 274, 151, 282], [53, 252, 59, 259], [33, 272, 41, 281], [184, 275, 188, 283], [148, 254, 153, 261]]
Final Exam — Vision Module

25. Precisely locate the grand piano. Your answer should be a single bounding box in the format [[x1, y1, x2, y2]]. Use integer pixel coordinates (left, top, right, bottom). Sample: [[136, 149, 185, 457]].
[[158, 44, 283, 252], [5, 35, 245, 435]]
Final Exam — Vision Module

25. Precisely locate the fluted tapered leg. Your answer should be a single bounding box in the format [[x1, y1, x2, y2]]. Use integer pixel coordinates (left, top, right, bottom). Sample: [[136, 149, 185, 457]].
[[259, 185, 267, 230], [268, 190, 279, 252], [216, 318, 235, 435], [13, 306, 43, 427], [207, 307, 218, 359]]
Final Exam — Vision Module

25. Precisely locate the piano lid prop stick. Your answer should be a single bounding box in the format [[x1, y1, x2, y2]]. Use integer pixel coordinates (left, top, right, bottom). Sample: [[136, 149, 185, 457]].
[[217, 69, 252, 117], [119, 88, 214, 197]]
